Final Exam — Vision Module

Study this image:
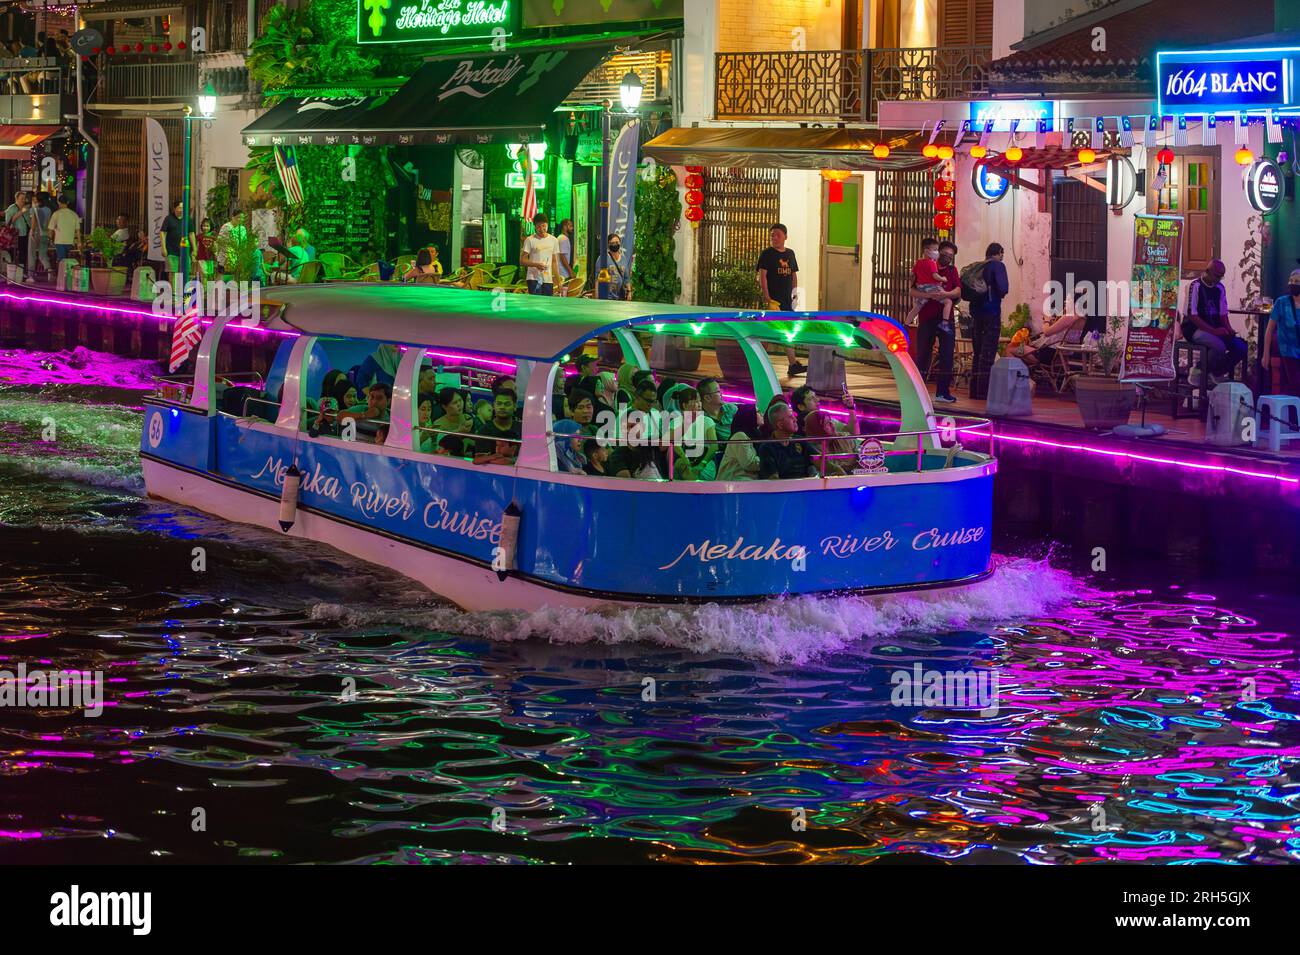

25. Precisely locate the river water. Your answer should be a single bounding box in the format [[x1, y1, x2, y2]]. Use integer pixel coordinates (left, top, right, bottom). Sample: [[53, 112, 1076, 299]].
[[0, 347, 1297, 864]]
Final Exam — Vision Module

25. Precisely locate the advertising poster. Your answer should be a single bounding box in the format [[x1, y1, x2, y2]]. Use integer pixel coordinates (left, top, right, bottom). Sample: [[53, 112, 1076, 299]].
[[482, 212, 506, 264], [572, 182, 589, 281], [1121, 214, 1184, 381]]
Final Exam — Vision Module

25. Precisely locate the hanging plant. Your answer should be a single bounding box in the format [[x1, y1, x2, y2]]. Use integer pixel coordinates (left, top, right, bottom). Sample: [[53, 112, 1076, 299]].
[[631, 165, 682, 305]]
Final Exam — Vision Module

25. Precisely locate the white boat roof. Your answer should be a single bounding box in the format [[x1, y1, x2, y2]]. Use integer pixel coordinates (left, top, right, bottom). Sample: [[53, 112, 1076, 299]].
[[259, 283, 892, 363]]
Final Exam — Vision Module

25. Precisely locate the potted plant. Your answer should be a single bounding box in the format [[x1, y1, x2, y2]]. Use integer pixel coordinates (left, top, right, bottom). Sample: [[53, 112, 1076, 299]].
[[1074, 312, 1137, 429], [84, 227, 126, 295], [215, 213, 261, 283]]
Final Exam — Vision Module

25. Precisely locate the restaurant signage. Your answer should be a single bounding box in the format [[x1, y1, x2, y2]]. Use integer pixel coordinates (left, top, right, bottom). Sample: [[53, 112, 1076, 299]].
[[1155, 48, 1298, 115], [968, 99, 1057, 132], [1245, 158, 1283, 214], [356, 0, 513, 44], [972, 163, 1009, 203], [1121, 214, 1184, 382]]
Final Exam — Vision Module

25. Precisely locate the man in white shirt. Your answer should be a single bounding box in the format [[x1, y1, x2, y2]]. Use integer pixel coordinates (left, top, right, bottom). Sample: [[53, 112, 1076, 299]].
[[520, 212, 559, 296], [111, 214, 131, 244], [555, 218, 574, 295]]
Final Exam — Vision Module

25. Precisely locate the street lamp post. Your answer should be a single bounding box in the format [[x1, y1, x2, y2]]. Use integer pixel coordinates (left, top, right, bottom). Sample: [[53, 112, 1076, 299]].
[[596, 70, 643, 298], [180, 87, 217, 295]]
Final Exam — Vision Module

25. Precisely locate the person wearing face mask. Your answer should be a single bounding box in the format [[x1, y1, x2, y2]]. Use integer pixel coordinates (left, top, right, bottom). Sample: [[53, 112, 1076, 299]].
[[913, 239, 961, 403], [599, 232, 630, 300], [1264, 268, 1300, 397], [904, 238, 953, 332]]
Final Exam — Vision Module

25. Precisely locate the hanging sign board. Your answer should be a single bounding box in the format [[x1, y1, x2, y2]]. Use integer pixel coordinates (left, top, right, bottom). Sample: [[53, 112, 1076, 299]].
[[572, 181, 589, 281], [972, 163, 1009, 203], [1245, 158, 1283, 213], [356, 0, 513, 44], [1121, 214, 1184, 381]]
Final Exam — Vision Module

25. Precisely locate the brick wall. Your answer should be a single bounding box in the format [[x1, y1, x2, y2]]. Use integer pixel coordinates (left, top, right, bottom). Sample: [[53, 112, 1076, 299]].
[[717, 0, 846, 53]]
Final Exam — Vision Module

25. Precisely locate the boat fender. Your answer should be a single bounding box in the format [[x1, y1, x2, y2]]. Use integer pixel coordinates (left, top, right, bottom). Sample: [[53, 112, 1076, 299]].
[[496, 501, 521, 581], [943, 442, 963, 468], [1111, 423, 1167, 438], [278, 464, 301, 532]]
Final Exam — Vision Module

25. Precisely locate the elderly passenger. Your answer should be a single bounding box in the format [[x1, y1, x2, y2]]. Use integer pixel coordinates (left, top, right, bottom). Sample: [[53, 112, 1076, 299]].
[[757, 401, 816, 479]]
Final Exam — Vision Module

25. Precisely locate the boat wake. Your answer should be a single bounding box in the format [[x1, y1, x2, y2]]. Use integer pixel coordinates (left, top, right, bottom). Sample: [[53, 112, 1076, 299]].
[[308, 555, 1083, 664]]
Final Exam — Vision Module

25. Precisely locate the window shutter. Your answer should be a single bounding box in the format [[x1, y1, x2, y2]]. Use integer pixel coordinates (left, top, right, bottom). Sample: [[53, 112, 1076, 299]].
[[939, 0, 992, 45]]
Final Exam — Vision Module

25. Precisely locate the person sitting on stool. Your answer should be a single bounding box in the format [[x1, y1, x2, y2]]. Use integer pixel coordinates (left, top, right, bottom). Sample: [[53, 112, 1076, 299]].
[[1181, 259, 1246, 381]]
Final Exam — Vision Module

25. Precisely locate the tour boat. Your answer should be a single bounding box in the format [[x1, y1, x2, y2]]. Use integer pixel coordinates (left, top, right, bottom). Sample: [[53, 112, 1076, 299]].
[[139, 284, 996, 610]]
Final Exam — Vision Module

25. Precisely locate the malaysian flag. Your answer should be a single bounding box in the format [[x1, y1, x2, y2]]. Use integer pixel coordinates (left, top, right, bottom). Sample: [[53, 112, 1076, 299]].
[[520, 146, 537, 224], [168, 285, 203, 373], [274, 145, 305, 205]]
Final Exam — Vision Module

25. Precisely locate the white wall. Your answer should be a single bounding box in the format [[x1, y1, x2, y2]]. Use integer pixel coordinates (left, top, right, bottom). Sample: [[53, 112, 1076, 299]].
[[993, 0, 1027, 57], [195, 102, 258, 223], [780, 168, 823, 309]]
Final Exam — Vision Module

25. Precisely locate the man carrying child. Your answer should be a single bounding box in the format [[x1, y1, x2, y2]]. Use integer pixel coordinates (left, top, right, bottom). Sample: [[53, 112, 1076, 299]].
[[909, 238, 960, 404]]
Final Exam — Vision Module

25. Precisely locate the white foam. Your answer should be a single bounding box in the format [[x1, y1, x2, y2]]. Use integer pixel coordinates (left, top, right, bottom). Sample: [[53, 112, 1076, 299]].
[[308, 556, 1081, 664]]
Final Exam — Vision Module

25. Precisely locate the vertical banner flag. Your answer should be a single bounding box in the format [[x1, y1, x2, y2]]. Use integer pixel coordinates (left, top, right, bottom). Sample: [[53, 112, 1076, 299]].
[[953, 120, 970, 148], [274, 146, 305, 205], [1175, 115, 1188, 146], [606, 119, 639, 274], [1121, 214, 1185, 381], [168, 281, 203, 372], [1201, 114, 1217, 146], [519, 146, 538, 226], [978, 119, 993, 148], [145, 118, 169, 262], [1035, 118, 1048, 149], [1092, 117, 1106, 150], [572, 182, 589, 281]]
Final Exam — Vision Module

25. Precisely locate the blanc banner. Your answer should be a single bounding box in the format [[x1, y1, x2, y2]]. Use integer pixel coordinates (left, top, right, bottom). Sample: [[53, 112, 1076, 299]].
[[604, 118, 639, 275], [145, 118, 169, 263]]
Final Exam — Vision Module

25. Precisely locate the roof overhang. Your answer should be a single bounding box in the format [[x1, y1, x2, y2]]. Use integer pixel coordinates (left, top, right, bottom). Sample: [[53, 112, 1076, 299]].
[[643, 125, 937, 171], [0, 125, 62, 154]]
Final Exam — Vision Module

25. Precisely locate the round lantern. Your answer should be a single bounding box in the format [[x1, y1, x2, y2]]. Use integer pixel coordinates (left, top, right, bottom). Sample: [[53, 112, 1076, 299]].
[[684, 173, 703, 189], [922, 143, 939, 159], [685, 165, 703, 174], [1005, 146, 1024, 162], [150, 44, 158, 53], [134, 43, 143, 52], [1235, 146, 1254, 166], [935, 177, 955, 194], [934, 194, 955, 212], [1077, 147, 1096, 164], [969, 144, 987, 159], [105, 45, 114, 54], [1156, 147, 1175, 165], [937, 144, 954, 160], [684, 206, 703, 222], [685, 189, 703, 206], [820, 168, 851, 203], [872, 143, 890, 159], [177, 41, 187, 50], [932, 212, 955, 231], [164, 42, 172, 51]]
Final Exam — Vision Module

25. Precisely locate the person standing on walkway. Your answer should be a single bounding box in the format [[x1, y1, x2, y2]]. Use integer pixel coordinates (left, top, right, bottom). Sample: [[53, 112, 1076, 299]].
[[968, 242, 1008, 401], [755, 224, 803, 375], [555, 218, 574, 295], [520, 212, 558, 295], [915, 239, 961, 403], [4, 191, 34, 271], [47, 194, 81, 263], [1264, 267, 1300, 396], [160, 199, 183, 279]]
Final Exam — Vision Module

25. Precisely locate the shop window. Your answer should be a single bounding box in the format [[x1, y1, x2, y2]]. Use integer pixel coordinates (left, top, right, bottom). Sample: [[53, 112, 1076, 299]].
[[1149, 150, 1219, 277]]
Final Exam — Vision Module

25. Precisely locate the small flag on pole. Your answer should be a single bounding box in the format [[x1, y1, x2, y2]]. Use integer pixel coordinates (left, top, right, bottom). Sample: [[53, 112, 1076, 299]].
[[1092, 117, 1106, 150], [1035, 118, 1049, 150], [1201, 114, 1217, 146], [1268, 109, 1283, 144], [274, 145, 305, 206], [952, 120, 971, 148], [1119, 115, 1133, 148], [1174, 115, 1188, 146], [927, 119, 945, 145], [168, 284, 203, 373], [1235, 112, 1250, 144], [978, 119, 993, 148]]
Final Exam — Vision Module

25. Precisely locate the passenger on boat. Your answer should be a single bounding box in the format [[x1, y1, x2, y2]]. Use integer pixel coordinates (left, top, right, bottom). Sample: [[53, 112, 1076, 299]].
[[758, 401, 816, 479], [791, 386, 818, 434], [615, 363, 640, 405], [418, 364, 439, 395], [607, 442, 661, 480], [320, 369, 347, 401], [582, 438, 609, 476], [436, 434, 468, 459], [567, 389, 597, 434], [805, 410, 857, 476], [552, 419, 587, 473], [596, 371, 619, 410], [670, 387, 719, 481], [475, 439, 518, 467], [340, 382, 391, 435], [717, 405, 761, 482], [473, 390, 522, 460], [489, 374, 517, 398], [428, 386, 477, 452], [355, 344, 402, 390], [573, 353, 597, 378], [474, 399, 493, 426], [696, 377, 737, 444], [374, 424, 389, 446]]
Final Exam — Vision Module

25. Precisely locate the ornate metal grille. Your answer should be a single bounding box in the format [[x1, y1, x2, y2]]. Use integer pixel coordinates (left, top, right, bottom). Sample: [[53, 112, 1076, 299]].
[[715, 46, 991, 123], [695, 167, 781, 307], [869, 169, 935, 319]]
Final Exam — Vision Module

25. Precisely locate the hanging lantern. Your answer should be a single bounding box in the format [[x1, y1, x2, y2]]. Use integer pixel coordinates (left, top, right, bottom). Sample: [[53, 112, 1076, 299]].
[[1005, 146, 1024, 162], [1077, 147, 1097, 164], [684, 173, 703, 189], [685, 189, 703, 206], [820, 168, 851, 203], [1235, 146, 1254, 166], [937, 144, 954, 160], [935, 177, 955, 194], [685, 165, 703, 174], [933, 212, 955, 231], [872, 143, 890, 159], [1156, 147, 1175, 166], [934, 194, 955, 212], [922, 143, 939, 159], [685, 206, 703, 222], [969, 144, 987, 159]]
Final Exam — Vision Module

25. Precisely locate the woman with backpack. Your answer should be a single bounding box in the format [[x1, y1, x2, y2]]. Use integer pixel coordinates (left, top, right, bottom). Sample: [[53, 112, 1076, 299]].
[[964, 242, 1009, 401]]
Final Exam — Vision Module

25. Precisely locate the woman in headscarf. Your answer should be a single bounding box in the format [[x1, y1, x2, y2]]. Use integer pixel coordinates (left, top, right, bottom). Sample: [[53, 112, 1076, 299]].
[[552, 418, 587, 474], [717, 404, 761, 482], [596, 371, 618, 410], [615, 362, 640, 406], [356, 343, 401, 389]]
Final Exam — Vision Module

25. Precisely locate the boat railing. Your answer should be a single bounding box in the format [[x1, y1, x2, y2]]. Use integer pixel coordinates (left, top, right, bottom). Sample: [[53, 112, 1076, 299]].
[[150, 372, 265, 408]]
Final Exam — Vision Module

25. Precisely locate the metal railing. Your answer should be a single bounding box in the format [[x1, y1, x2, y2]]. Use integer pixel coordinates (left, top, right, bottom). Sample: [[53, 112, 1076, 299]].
[[97, 60, 199, 104], [714, 46, 991, 122]]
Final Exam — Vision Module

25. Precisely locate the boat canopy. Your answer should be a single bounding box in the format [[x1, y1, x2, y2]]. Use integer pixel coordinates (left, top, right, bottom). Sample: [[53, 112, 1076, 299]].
[[259, 283, 907, 363]]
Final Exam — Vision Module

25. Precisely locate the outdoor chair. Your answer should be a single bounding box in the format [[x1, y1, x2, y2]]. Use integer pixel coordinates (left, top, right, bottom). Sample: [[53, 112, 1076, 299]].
[[393, 255, 415, 280], [295, 260, 324, 285]]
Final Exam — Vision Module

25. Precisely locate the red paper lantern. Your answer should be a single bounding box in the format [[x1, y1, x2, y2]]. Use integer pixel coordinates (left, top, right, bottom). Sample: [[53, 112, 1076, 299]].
[[135, 43, 144, 53], [684, 206, 703, 222], [684, 173, 703, 189], [1156, 147, 1174, 165], [934, 177, 955, 194], [150, 44, 159, 53], [685, 189, 703, 206], [105, 45, 115, 54], [933, 212, 955, 230], [934, 194, 955, 212], [177, 41, 187, 50], [685, 165, 703, 173], [164, 43, 172, 51], [92, 47, 101, 54]]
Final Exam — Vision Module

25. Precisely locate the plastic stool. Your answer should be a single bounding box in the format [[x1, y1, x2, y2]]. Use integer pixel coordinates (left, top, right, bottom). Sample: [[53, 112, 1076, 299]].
[[1256, 394, 1300, 452]]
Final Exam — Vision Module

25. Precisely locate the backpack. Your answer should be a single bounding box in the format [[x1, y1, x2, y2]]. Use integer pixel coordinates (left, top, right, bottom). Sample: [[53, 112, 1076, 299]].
[[959, 260, 989, 303]]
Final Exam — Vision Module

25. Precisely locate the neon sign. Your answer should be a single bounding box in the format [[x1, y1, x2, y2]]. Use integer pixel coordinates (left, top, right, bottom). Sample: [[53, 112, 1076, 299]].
[[1156, 47, 1299, 115], [1245, 158, 1283, 214], [968, 100, 1057, 132], [972, 164, 1009, 203], [357, 0, 513, 44]]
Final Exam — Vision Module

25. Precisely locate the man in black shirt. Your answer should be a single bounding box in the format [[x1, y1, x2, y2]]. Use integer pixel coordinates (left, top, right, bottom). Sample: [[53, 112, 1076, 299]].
[[473, 389, 521, 461], [757, 401, 815, 479], [755, 224, 804, 375], [160, 199, 183, 278]]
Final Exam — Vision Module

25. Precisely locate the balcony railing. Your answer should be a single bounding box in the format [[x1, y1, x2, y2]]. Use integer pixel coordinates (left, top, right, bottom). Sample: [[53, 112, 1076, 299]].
[[0, 57, 70, 123], [715, 46, 991, 123], [96, 60, 199, 104]]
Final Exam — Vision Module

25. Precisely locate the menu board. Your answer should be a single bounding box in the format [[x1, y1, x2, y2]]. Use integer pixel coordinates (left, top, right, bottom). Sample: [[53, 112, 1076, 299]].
[[313, 186, 377, 255], [1121, 214, 1184, 381]]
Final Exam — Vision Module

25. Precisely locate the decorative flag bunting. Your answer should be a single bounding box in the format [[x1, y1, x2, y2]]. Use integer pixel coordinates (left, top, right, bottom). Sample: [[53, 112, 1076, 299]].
[[1174, 115, 1188, 146], [1035, 118, 1049, 149], [978, 119, 993, 148], [1092, 117, 1105, 150], [927, 119, 945, 145], [1268, 110, 1283, 144], [168, 284, 203, 373], [273, 145, 305, 206], [1119, 115, 1133, 148], [519, 146, 537, 224], [1201, 115, 1217, 146], [1235, 113, 1250, 145], [953, 120, 971, 148]]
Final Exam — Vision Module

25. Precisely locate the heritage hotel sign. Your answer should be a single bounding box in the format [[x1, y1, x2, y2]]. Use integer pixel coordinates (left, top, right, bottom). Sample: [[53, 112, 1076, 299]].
[[1156, 48, 1298, 115], [357, 0, 513, 44]]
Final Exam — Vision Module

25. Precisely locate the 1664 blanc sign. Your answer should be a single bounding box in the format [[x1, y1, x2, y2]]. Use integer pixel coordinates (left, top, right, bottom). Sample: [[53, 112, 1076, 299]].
[[1156, 49, 1297, 114], [357, 0, 512, 44]]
